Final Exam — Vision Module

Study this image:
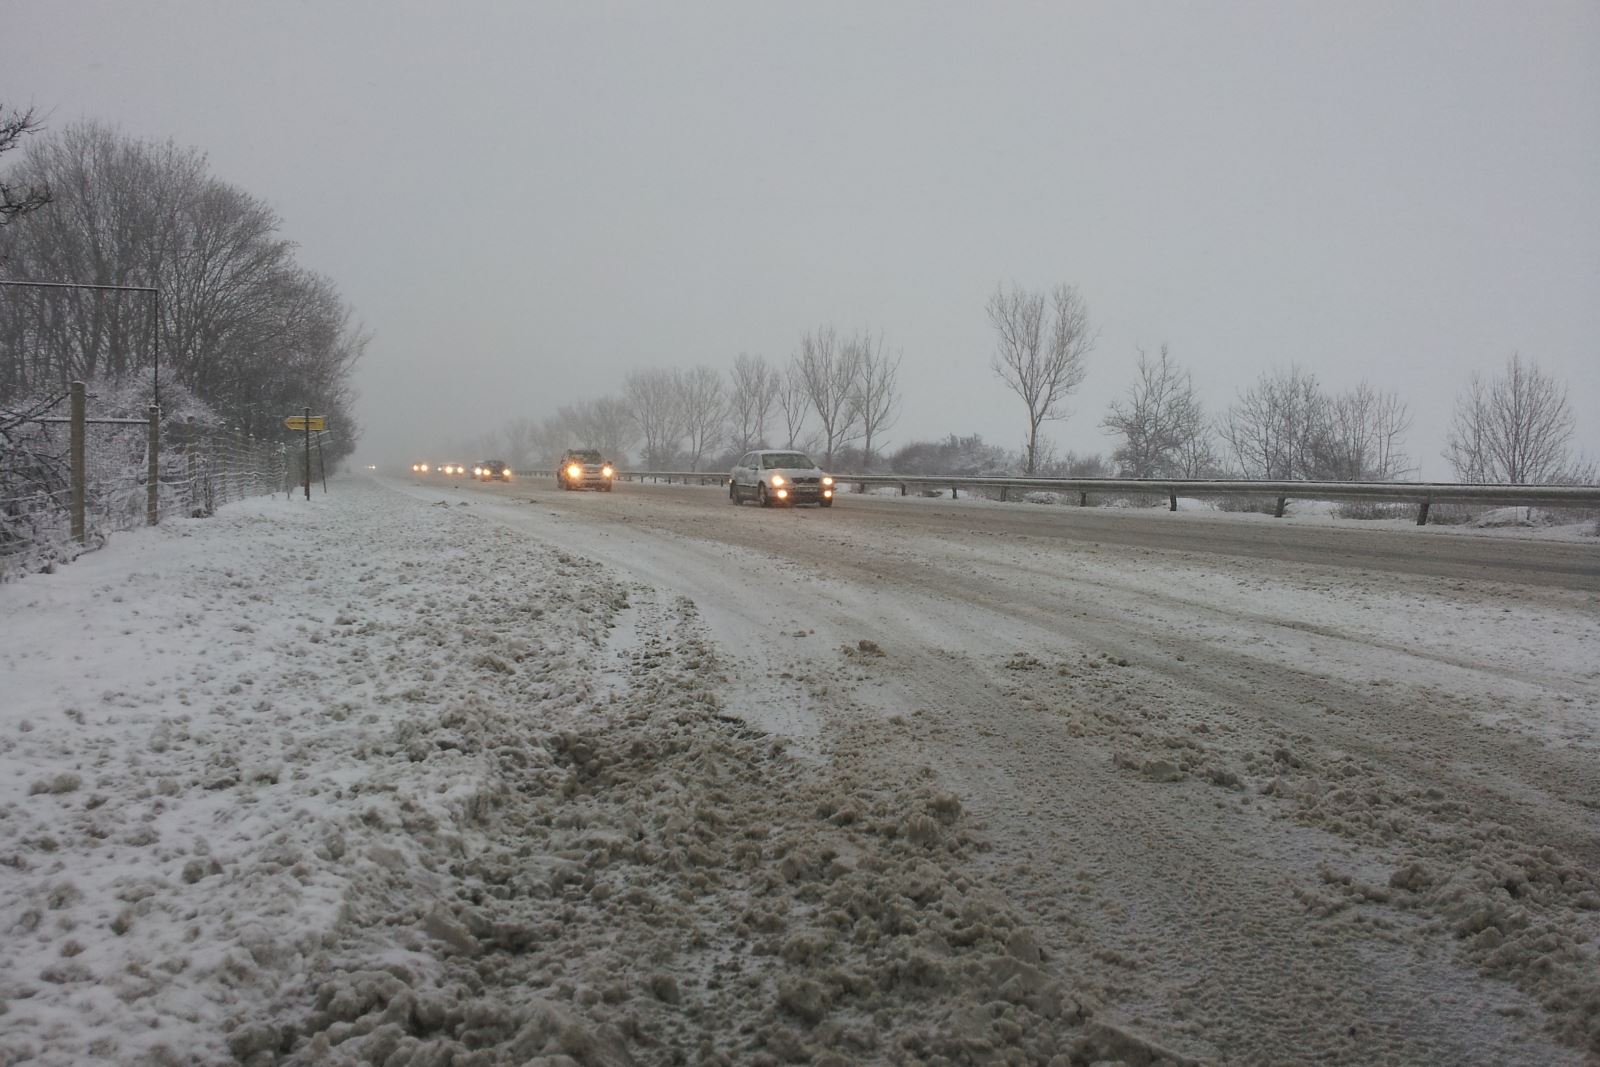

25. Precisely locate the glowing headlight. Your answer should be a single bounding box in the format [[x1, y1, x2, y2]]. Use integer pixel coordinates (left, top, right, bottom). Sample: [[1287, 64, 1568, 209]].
[[567, 464, 582, 478], [822, 476, 833, 486], [502, 469, 512, 478], [420, 464, 429, 473], [776, 488, 788, 499], [823, 489, 833, 498], [601, 466, 613, 478], [770, 474, 785, 487]]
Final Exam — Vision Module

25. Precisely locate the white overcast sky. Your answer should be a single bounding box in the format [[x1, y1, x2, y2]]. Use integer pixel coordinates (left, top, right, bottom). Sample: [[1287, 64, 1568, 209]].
[[6, 1, 1598, 476]]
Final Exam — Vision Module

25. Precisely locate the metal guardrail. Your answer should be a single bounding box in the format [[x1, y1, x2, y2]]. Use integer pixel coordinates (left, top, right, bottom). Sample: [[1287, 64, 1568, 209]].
[[509, 468, 1600, 525]]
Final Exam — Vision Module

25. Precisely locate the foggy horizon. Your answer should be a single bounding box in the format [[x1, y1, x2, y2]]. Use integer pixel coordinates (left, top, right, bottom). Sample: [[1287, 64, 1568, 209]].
[[6, 2, 1597, 479]]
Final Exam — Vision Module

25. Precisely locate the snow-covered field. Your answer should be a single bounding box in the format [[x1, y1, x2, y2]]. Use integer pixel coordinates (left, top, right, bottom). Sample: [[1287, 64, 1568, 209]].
[[2, 476, 1596, 1066]]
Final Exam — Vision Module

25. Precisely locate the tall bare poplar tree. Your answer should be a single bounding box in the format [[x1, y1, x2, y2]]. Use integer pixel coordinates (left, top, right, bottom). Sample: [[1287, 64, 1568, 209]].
[[848, 330, 902, 469], [677, 365, 727, 471], [624, 368, 684, 469], [729, 353, 776, 454], [795, 325, 861, 467], [988, 283, 1093, 473], [776, 363, 812, 451]]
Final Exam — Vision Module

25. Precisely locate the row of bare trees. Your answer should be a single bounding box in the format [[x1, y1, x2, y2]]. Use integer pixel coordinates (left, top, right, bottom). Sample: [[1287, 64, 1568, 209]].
[[468, 328, 906, 473], [0, 116, 366, 456], [987, 280, 1587, 485]]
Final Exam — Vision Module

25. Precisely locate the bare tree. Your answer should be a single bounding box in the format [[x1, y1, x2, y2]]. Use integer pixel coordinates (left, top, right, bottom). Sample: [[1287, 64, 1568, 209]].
[[1315, 382, 1413, 480], [499, 416, 537, 470], [775, 362, 812, 451], [677, 365, 727, 471], [557, 395, 638, 464], [1444, 354, 1589, 483], [624, 368, 684, 469], [794, 325, 862, 466], [988, 282, 1094, 473], [848, 330, 902, 470], [1100, 344, 1207, 478], [728, 353, 777, 454], [0, 121, 365, 456], [0, 104, 51, 226], [1219, 365, 1328, 479], [1171, 426, 1222, 479]]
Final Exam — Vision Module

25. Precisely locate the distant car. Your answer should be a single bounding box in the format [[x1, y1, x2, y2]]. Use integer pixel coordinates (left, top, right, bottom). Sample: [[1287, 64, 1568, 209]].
[[438, 463, 467, 477], [474, 460, 513, 482], [410, 462, 430, 474], [558, 449, 616, 491], [729, 449, 834, 507]]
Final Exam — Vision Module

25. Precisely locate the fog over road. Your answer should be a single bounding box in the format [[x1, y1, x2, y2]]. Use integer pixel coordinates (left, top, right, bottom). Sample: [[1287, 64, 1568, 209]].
[[412, 476, 1600, 1064]]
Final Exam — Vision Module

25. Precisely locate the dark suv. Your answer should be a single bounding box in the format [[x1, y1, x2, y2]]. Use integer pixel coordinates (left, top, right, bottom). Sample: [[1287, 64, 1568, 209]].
[[557, 449, 616, 491], [474, 460, 512, 482]]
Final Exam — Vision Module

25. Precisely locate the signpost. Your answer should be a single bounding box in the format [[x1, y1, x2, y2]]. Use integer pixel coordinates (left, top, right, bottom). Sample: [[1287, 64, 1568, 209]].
[[283, 411, 329, 500]]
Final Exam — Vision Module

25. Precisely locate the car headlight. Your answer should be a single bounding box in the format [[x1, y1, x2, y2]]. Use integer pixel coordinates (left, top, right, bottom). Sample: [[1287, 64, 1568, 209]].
[[776, 488, 788, 499], [770, 474, 785, 487], [420, 464, 429, 473], [601, 466, 613, 478], [567, 464, 582, 478], [502, 469, 512, 478], [822, 476, 833, 486], [823, 489, 833, 498]]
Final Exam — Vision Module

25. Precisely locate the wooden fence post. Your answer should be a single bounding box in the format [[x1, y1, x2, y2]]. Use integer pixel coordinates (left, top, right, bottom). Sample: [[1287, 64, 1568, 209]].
[[70, 381, 86, 543]]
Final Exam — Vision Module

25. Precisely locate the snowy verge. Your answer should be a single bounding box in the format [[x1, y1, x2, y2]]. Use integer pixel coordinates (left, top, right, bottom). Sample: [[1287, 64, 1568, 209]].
[[1, 480, 1183, 1066]]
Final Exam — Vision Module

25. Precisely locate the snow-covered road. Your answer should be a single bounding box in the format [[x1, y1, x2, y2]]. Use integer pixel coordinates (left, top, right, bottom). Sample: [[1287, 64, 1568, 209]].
[[2, 476, 1596, 1065]]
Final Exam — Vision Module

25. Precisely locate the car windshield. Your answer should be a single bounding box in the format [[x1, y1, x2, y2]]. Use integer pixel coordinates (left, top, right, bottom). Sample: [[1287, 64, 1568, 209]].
[[569, 450, 602, 462], [761, 453, 815, 470]]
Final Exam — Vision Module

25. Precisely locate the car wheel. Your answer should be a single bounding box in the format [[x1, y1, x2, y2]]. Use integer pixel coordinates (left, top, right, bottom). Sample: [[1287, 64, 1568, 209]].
[[730, 482, 741, 505], [759, 484, 772, 508]]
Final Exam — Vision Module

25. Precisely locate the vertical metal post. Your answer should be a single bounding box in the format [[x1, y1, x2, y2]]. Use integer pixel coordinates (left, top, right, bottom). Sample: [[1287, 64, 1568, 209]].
[[1274, 496, 1287, 518], [1416, 500, 1430, 526], [303, 406, 311, 501], [186, 430, 198, 515], [70, 381, 86, 543], [1000, 485, 1009, 502], [1169, 492, 1178, 512], [152, 289, 161, 413], [146, 406, 160, 526], [1079, 491, 1087, 507]]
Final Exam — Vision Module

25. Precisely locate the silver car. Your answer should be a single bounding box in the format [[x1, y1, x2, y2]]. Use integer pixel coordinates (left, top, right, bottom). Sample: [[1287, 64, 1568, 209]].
[[729, 449, 835, 508]]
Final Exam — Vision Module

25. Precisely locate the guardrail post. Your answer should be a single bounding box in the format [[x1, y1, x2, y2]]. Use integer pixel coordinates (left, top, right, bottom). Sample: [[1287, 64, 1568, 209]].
[[1079, 492, 1087, 507], [1000, 485, 1009, 502], [70, 381, 86, 543], [899, 482, 906, 496], [1416, 500, 1430, 526], [146, 406, 160, 526], [951, 485, 958, 500], [1169, 492, 1178, 512], [1274, 496, 1287, 518]]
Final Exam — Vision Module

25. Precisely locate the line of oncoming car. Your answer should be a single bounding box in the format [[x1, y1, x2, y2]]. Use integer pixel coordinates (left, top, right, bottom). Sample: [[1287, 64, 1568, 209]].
[[409, 448, 836, 508]]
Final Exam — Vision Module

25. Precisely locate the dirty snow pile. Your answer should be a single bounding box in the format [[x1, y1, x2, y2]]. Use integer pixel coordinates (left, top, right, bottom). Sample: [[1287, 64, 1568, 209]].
[[0, 480, 1179, 1066]]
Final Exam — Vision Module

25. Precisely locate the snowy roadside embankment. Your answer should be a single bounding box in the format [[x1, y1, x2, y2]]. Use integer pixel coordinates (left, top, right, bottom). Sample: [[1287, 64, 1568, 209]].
[[1, 479, 1166, 1066]]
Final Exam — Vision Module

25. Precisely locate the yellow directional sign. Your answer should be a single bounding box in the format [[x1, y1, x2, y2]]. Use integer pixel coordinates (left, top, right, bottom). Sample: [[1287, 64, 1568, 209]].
[[284, 416, 326, 431]]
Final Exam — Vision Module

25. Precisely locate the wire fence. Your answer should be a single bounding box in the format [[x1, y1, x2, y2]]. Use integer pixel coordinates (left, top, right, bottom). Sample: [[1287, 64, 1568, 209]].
[[1, 387, 290, 581]]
